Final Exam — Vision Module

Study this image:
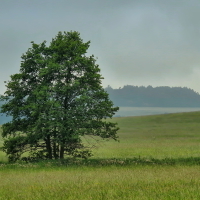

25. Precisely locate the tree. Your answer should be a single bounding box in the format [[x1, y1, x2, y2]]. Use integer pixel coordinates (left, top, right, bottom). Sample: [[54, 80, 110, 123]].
[[0, 31, 119, 162]]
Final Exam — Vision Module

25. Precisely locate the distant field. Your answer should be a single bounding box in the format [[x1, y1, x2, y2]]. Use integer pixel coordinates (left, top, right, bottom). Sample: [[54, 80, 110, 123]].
[[92, 111, 200, 159], [1, 112, 200, 199]]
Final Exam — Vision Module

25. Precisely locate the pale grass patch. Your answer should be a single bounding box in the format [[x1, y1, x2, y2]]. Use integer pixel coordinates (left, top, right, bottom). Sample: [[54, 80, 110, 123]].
[[1, 166, 200, 199]]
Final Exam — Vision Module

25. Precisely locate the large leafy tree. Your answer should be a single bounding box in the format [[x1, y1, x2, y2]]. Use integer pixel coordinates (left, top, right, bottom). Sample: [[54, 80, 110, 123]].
[[0, 31, 119, 161]]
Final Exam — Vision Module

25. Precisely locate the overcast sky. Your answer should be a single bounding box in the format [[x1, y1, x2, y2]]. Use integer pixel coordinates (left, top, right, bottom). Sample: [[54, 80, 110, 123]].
[[1, 0, 200, 94]]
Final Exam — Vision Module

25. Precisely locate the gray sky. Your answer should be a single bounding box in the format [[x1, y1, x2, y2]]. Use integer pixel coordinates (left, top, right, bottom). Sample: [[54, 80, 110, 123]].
[[1, 0, 200, 94]]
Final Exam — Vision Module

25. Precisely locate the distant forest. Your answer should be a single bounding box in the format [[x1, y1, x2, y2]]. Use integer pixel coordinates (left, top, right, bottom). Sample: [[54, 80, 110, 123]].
[[105, 85, 200, 107]]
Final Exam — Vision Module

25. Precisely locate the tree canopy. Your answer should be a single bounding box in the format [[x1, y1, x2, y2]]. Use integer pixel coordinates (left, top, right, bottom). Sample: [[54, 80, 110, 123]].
[[0, 31, 119, 162]]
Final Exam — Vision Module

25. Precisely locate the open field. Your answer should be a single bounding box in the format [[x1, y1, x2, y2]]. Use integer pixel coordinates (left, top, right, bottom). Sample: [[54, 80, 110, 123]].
[[1, 111, 200, 199], [93, 111, 200, 159]]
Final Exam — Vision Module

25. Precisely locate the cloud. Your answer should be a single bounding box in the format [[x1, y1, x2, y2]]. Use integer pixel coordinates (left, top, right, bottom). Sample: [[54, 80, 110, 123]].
[[1, 0, 200, 94]]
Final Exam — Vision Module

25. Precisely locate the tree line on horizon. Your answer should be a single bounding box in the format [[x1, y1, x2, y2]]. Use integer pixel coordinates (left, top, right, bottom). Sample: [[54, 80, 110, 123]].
[[105, 85, 200, 107]]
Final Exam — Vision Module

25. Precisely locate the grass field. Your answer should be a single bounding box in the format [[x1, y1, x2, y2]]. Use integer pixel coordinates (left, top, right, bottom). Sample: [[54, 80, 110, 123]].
[[1, 111, 200, 199], [94, 111, 200, 159]]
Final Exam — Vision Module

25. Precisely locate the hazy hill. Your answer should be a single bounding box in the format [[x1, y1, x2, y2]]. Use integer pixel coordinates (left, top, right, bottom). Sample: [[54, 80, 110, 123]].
[[105, 85, 200, 107]]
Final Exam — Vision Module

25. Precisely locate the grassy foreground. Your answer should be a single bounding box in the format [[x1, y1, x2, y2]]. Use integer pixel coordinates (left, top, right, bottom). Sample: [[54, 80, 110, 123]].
[[1, 166, 200, 199], [1, 111, 200, 199]]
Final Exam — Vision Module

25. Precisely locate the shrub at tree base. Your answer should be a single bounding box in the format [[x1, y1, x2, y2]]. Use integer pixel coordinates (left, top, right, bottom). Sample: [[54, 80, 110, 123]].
[[0, 31, 119, 162]]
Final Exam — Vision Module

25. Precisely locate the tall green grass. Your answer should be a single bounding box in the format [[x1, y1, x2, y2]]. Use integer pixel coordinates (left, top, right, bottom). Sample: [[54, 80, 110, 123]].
[[1, 111, 200, 199], [1, 166, 200, 199]]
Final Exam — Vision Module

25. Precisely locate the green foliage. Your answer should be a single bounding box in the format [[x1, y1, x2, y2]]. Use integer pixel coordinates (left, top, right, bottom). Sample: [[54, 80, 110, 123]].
[[0, 31, 119, 161]]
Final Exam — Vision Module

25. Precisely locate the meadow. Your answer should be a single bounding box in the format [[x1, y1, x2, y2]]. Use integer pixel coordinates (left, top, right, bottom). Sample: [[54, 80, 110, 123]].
[[1, 111, 200, 199]]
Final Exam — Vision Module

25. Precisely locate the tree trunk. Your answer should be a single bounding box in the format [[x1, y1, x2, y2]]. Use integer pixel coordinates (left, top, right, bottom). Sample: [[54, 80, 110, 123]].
[[53, 142, 58, 159], [45, 136, 52, 159], [59, 145, 64, 159], [53, 131, 59, 159]]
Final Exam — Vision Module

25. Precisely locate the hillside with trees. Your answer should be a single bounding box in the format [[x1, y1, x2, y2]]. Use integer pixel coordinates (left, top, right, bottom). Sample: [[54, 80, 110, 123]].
[[105, 85, 200, 107]]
